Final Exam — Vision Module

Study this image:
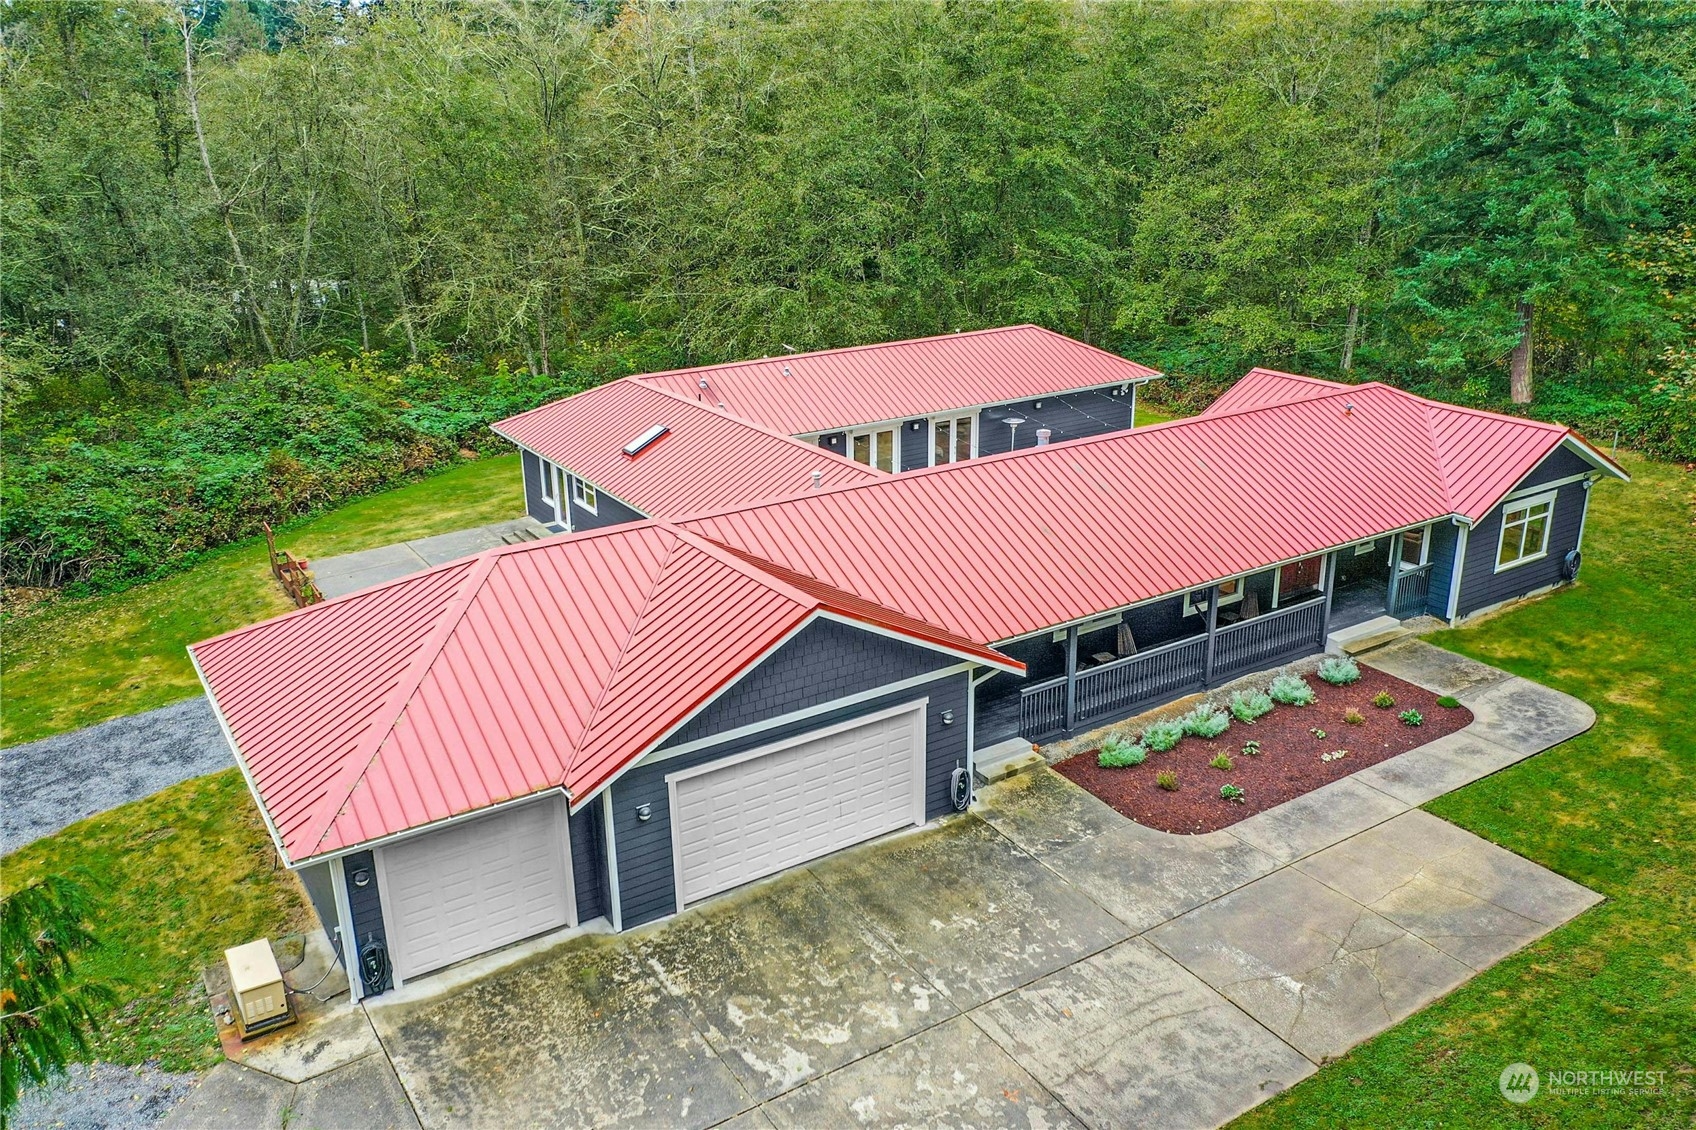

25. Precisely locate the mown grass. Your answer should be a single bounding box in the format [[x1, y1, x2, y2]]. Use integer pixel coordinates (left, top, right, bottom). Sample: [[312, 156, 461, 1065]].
[[0, 770, 313, 1071], [2, 454, 521, 746], [1239, 453, 1696, 1128]]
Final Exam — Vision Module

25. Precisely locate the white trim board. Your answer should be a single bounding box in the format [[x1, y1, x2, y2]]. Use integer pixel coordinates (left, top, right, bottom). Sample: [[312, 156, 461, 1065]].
[[792, 376, 1160, 441]]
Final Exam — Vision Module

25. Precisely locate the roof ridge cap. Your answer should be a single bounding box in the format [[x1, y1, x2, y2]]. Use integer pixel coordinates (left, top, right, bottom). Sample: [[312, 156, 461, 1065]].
[[1419, 400, 1460, 512], [297, 548, 505, 857], [629, 326, 1037, 385]]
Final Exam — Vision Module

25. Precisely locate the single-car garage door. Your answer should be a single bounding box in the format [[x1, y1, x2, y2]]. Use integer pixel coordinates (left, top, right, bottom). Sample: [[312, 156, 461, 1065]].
[[378, 796, 573, 982], [669, 704, 926, 906]]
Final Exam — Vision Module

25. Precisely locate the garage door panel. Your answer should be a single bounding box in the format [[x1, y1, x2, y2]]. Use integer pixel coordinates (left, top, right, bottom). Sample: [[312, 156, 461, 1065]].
[[672, 708, 923, 906], [381, 798, 571, 982]]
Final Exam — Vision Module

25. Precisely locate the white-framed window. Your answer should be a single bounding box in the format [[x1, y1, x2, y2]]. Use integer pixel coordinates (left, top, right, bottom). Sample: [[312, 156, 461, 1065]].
[[1183, 577, 1245, 617], [1353, 540, 1376, 556], [538, 458, 559, 504], [849, 427, 897, 472], [932, 414, 975, 465], [572, 477, 598, 513], [1398, 525, 1430, 570], [1495, 491, 1554, 571]]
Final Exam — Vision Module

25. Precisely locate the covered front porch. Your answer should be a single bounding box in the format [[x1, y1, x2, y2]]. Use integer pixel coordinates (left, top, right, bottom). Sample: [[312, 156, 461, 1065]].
[[975, 526, 1444, 747]]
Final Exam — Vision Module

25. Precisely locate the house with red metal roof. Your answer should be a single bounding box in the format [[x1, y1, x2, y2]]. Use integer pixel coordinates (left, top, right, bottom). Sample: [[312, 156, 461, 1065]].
[[491, 325, 1162, 529], [190, 331, 1624, 1000]]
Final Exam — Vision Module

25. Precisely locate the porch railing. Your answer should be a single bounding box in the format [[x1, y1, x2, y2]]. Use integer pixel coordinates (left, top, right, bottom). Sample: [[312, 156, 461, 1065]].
[[1075, 634, 1208, 726], [1392, 563, 1434, 618], [1019, 677, 1067, 739], [1213, 597, 1327, 682]]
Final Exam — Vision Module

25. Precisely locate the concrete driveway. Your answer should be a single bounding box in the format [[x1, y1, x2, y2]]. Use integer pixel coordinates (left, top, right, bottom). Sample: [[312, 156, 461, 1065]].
[[166, 642, 1601, 1129]]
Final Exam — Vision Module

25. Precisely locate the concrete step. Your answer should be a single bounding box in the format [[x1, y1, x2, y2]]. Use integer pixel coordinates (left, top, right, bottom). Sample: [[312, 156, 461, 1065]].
[[974, 737, 1044, 784], [1326, 615, 1409, 656], [499, 518, 554, 545]]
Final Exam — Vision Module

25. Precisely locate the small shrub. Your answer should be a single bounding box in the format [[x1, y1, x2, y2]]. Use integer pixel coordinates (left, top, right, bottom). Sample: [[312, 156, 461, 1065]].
[[1241, 739, 1262, 756], [1155, 770, 1179, 791], [1317, 655, 1361, 685], [1209, 751, 1234, 771], [1269, 674, 1317, 706], [1321, 749, 1350, 763], [1143, 720, 1185, 752], [1220, 784, 1245, 803], [1229, 689, 1274, 723], [1310, 727, 1327, 739], [1372, 690, 1396, 709], [1098, 738, 1148, 768], [1343, 708, 1365, 725], [1400, 708, 1425, 727], [1181, 703, 1231, 739], [1436, 695, 1462, 709]]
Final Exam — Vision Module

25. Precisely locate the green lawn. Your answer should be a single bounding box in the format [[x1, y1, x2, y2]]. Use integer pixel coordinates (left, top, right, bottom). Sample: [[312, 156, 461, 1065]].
[[1, 454, 522, 746], [1, 770, 313, 1071], [1241, 453, 1696, 1128]]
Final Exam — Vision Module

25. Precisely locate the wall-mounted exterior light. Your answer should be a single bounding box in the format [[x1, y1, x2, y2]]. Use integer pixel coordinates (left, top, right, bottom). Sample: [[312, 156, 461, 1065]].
[[635, 803, 652, 822], [941, 709, 954, 725], [351, 868, 372, 889]]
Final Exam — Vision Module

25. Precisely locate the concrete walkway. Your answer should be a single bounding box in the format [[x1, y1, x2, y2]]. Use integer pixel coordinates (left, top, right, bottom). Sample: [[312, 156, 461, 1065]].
[[311, 518, 551, 599], [161, 641, 1600, 1130]]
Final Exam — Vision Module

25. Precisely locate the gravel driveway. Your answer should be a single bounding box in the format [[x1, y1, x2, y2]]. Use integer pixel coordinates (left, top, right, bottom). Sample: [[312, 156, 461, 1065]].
[[1, 696, 233, 853]]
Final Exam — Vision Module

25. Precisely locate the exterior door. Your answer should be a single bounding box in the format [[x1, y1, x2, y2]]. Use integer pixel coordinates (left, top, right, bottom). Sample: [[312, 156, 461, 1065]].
[[849, 427, 897, 472], [378, 797, 572, 982], [668, 706, 925, 906]]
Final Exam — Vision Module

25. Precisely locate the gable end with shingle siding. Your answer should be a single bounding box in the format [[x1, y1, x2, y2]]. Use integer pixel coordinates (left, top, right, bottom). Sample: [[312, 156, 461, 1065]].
[[1455, 446, 1597, 617]]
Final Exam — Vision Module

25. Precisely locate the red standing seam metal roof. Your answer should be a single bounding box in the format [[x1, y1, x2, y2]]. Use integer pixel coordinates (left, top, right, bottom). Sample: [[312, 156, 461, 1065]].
[[679, 382, 1620, 645], [492, 378, 884, 518], [1201, 368, 1349, 415], [631, 325, 1162, 436], [190, 523, 1018, 864]]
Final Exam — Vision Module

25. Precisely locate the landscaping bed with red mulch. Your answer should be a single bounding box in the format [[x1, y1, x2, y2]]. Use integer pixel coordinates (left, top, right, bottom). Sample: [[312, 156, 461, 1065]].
[[1054, 664, 1473, 834]]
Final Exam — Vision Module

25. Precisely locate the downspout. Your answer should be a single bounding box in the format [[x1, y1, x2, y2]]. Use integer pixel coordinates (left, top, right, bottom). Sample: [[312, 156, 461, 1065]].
[[1446, 519, 1470, 625], [329, 861, 366, 1003]]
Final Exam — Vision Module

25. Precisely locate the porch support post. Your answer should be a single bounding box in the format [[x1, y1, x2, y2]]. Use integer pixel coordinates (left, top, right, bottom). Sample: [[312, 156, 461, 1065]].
[[1386, 538, 1402, 618], [1063, 624, 1079, 734], [1202, 584, 1221, 688], [1320, 551, 1337, 646]]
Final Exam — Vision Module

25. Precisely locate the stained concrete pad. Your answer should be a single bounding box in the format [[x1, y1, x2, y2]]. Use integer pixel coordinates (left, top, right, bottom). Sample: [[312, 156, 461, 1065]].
[[289, 1053, 421, 1130], [163, 1063, 294, 1129], [1295, 810, 1603, 970], [626, 869, 955, 1102], [238, 1001, 381, 1084], [1460, 675, 1596, 756], [1146, 867, 1474, 1063], [973, 939, 1314, 1129], [972, 765, 1128, 857], [367, 931, 750, 1130], [1041, 814, 1280, 934], [806, 816, 1132, 1010], [1364, 639, 1516, 699], [762, 1015, 1082, 1129], [1223, 776, 1409, 864]]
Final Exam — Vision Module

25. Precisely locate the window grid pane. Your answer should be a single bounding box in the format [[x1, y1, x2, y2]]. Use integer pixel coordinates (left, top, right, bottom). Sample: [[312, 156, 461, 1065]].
[[956, 417, 972, 462], [933, 421, 951, 465]]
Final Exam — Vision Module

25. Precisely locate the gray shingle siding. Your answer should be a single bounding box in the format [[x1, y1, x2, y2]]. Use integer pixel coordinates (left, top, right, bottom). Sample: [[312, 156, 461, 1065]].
[[818, 431, 845, 454], [567, 476, 645, 530], [662, 618, 955, 748], [520, 448, 557, 526], [341, 851, 391, 992], [900, 419, 930, 470], [568, 801, 606, 922], [978, 388, 1136, 455], [1425, 521, 1461, 618], [1456, 455, 1591, 617], [1518, 445, 1593, 489]]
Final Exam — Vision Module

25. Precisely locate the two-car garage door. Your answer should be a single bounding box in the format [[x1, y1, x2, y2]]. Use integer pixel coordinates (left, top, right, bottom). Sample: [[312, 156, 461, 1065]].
[[378, 796, 573, 983], [669, 705, 927, 906]]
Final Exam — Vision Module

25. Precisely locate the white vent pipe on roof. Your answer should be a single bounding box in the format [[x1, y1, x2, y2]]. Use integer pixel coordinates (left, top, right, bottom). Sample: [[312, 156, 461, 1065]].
[[1036, 428, 1052, 447]]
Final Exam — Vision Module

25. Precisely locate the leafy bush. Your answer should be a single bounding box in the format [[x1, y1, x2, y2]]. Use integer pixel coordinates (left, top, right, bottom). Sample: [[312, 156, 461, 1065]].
[[1400, 709, 1425, 727], [1373, 690, 1397, 709], [1098, 738, 1147, 768], [1209, 751, 1234, 771], [1229, 689, 1274, 723], [1343, 708, 1365, 725], [1143, 720, 1186, 752], [1321, 749, 1350, 762], [1436, 695, 1462, 709], [1156, 770, 1179, 791], [1220, 784, 1245, 803], [1310, 727, 1328, 738], [2, 356, 591, 594], [1269, 674, 1317, 706], [1241, 739, 1262, 756], [1181, 703, 1231, 739], [1317, 655, 1361, 685]]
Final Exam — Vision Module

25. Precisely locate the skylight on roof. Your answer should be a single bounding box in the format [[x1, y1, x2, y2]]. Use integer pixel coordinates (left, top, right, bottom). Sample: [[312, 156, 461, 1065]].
[[623, 424, 670, 457]]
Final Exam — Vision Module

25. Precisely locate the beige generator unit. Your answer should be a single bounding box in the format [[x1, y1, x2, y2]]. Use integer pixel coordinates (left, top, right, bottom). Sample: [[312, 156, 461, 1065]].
[[224, 939, 295, 1040]]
